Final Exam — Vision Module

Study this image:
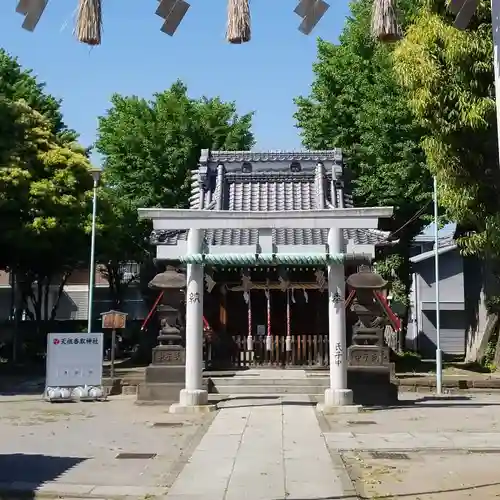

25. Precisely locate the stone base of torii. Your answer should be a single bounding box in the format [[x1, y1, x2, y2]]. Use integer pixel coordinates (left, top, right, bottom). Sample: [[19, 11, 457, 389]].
[[138, 207, 393, 414]]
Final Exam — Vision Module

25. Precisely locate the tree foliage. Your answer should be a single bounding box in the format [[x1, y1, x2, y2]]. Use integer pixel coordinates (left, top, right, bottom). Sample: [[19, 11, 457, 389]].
[[95, 81, 254, 330], [94, 189, 151, 309], [393, 0, 499, 257], [294, 0, 433, 343], [295, 0, 432, 241], [96, 80, 255, 210], [0, 46, 95, 336], [0, 97, 92, 326]]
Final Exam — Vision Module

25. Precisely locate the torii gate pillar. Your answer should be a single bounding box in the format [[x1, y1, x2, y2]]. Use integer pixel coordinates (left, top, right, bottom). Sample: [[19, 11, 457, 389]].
[[170, 228, 215, 413], [317, 228, 356, 413]]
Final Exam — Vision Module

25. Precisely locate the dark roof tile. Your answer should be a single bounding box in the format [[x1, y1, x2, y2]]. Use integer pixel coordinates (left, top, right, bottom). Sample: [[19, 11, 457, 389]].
[[152, 150, 391, 248]]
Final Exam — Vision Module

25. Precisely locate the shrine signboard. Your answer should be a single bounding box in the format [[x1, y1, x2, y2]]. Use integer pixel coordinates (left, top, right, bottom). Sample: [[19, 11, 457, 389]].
[[46, 332, 103, 389], [101, 310, 127, 330], [100, 310, 128, 379]]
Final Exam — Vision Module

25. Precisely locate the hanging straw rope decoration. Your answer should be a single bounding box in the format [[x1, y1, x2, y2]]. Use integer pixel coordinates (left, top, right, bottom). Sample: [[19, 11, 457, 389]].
[[75, 0, 102, 46], [226, 0, 251, 44], [371, 0, 402, 43]]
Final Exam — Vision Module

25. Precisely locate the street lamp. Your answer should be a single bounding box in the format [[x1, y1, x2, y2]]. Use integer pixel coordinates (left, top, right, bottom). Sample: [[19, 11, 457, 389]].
[[88, 167, 102, 334], [433, 176, 443, 395]]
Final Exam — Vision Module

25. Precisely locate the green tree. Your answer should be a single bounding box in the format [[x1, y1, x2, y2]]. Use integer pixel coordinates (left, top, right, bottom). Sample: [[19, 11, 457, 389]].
[[393, 0, 496, 256], [96, 80, 254, 210], [393, 0, 498, 361], [294, 0, 432, 347], [0, 98, 92, 332], [95, 189, 151, 310], [95, 80, 254, 361]]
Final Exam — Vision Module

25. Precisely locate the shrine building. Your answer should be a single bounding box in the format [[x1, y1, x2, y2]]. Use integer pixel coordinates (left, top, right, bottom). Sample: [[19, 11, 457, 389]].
[[139, 149, 394, 412]]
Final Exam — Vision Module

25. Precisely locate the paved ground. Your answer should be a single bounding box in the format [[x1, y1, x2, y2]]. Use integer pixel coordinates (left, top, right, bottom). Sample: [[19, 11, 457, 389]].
[[165, 395, 356, 500], [0, 394, 213, 498], [321, 391, 500, 499], [3, 390, 500, 498]]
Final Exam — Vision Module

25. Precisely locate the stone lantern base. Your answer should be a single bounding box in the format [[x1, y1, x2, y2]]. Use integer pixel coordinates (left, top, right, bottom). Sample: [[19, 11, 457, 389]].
[[137, 289, 188, 404], [137, 345, 187, 404]]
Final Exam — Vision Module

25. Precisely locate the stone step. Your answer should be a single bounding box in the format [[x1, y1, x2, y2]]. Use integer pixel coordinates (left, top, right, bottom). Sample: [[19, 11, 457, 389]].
[[209, 376, 329, 387], [211, 384, 327, 395], [212, 393, 324, 403]]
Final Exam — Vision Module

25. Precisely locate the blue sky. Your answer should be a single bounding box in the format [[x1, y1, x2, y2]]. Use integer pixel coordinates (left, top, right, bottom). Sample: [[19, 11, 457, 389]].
[[0, 0, 351, 164]]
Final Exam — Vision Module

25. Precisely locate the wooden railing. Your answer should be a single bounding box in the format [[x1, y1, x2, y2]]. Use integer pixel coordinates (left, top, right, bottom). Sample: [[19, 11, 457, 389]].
[[221, 334, 330, 368]]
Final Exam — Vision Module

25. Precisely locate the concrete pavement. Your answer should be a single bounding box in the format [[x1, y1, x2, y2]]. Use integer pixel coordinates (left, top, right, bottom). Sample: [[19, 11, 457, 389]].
[[0, 393, 357, 499], [0, 395, 213, 499], [4, 389, 500, 498], [165, 395, 357, 499], [320, 391, 500, 499]]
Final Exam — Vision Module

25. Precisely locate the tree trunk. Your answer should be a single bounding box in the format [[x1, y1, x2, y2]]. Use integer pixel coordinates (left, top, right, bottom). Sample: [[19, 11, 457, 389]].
[[18, 274, 35, 321], [49, 271, 72, 321], [492, 319, 500, 369], [43, 277, 50, 323], [464, 256, 500, 362], [104, 262, 133, 310], [12, 272, 23, 363]]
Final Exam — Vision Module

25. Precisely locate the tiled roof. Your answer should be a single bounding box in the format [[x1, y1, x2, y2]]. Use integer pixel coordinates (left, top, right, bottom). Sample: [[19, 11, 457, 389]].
[[151, 149, 391, 248]]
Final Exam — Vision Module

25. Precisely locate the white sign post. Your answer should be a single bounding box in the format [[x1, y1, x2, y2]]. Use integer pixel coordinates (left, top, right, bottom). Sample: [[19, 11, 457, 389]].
[[45, 332, 104, 402]]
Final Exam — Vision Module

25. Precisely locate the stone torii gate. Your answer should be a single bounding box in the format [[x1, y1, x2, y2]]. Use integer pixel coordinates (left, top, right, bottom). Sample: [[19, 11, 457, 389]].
[[138, 206, 393, 413]]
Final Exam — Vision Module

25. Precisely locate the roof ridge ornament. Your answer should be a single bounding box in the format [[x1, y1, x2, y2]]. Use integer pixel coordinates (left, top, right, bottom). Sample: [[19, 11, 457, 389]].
[[206, 149, 343, 164]]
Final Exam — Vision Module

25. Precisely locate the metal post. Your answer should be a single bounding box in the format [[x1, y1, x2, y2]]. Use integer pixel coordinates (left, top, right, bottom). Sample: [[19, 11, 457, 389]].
[[110, 329, 116, 380], [87, 174, 99, 334], [433, 176, 443, 395]]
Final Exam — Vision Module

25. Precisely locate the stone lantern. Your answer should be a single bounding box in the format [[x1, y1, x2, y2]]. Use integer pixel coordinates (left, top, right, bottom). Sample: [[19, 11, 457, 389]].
[[137, 267, 187, 403], [346, 267, 398, 405]]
